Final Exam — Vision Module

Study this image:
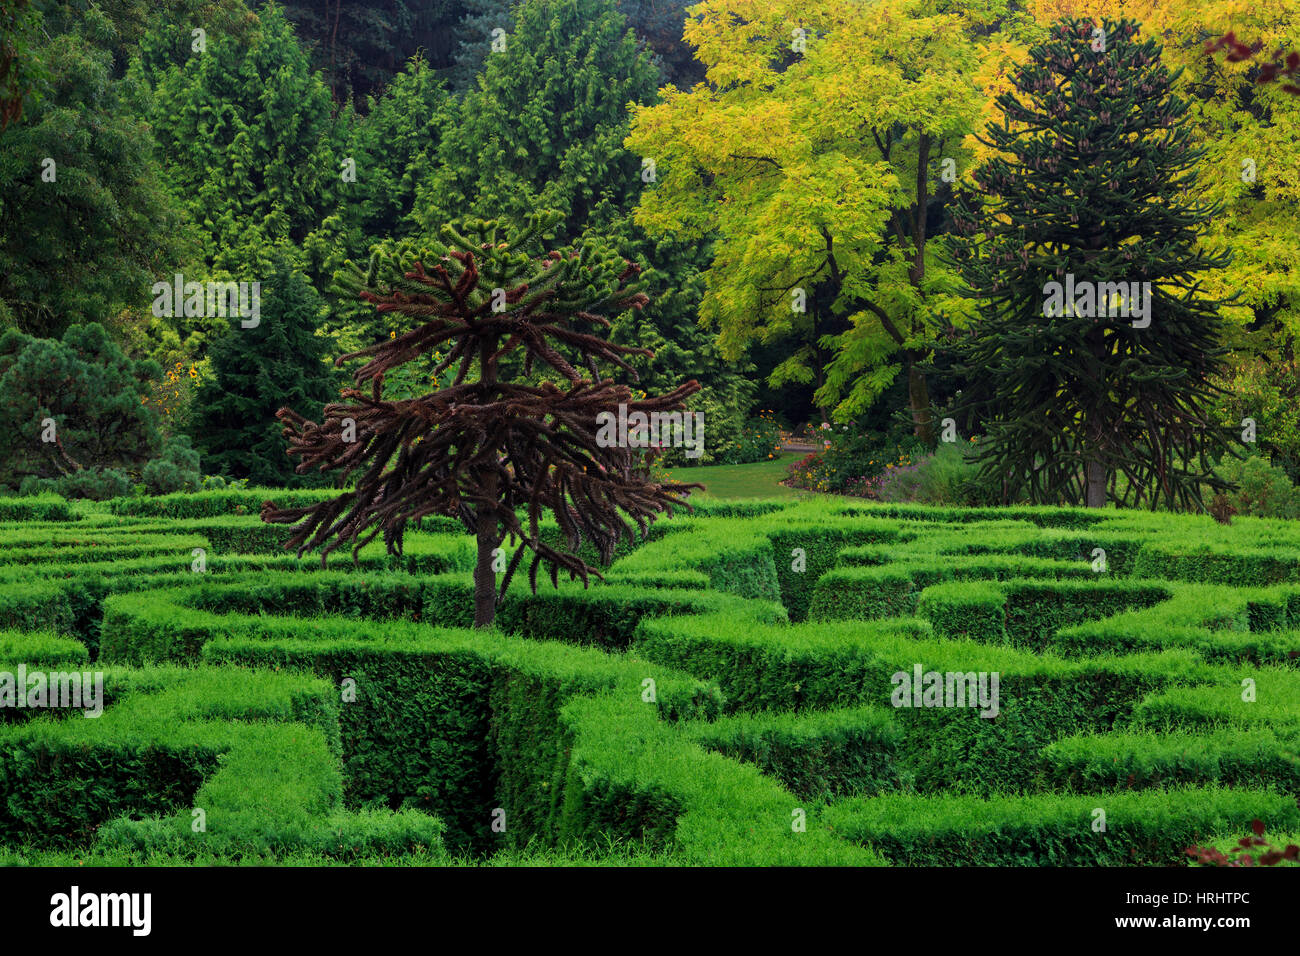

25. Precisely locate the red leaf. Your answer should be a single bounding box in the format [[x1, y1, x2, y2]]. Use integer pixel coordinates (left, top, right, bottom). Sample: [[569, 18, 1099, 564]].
[[1252, 819, 1266, 836]]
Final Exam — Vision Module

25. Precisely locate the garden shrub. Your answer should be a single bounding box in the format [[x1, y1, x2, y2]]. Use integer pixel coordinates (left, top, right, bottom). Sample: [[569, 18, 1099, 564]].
[[142, 435, 203, 495], [875, 441, 999, 506], [21, 467, 132, 501], [1215, 453, 1300, 519]]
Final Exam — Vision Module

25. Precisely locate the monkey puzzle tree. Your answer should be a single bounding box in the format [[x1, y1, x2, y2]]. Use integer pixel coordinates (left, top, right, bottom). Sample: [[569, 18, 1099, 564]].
[[262, 213, 701, 627], [943, 17, 1235, 510]]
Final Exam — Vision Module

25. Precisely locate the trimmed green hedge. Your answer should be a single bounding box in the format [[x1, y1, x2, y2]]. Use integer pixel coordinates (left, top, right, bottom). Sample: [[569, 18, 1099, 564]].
[[689, 706, 905, 801], [1133, 541, 1300, 586], [917, 581, 1006, 644], [825, 788, 1300, 865], [0, 495, 76, 522], [1041, 729, 1300, 792], [0, 664, 443, 859], [809, 567, 919, 621], [7, 490, 1300, 866], [106, 488, 343, 518]]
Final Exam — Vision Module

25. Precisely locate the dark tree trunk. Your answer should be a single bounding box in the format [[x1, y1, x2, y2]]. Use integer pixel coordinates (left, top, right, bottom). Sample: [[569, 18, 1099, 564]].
[[473, 337, 499, 628], [1084, 458, 1107, 508], [906, 134, 934, 445], [473, 489, 498, 627], [907, 359, 934, 444]]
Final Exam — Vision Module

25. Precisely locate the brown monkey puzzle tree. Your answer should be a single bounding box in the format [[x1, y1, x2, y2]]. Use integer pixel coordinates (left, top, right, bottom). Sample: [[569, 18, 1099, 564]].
[[262, 213, 702, 627]]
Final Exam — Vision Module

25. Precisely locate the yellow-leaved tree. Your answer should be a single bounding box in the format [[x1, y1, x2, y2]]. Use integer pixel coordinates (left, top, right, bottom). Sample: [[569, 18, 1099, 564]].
[[626, 0, 1013, 436]]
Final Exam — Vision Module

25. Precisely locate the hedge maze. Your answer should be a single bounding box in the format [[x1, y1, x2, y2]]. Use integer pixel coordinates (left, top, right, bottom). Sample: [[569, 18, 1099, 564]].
[[1, 489, 1298, 865]]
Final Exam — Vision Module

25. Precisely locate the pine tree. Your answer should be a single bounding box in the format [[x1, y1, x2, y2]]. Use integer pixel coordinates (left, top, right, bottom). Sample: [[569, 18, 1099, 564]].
[[0, 323, 163, 493], [943, 17, 1234, 510], [424, 0, 740, 442], [262, 213, 701, 628], [448, 0, 516, 93], [604, 228, 757, 447], [277, 0, 464, 104], [189, 253, 338, 486]]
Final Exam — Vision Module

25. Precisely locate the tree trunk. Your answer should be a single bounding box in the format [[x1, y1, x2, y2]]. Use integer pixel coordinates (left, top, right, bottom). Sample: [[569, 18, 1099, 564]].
[[907, 358, 934, 443], [473, 490, 498, 628], [1084, 381, 1108, 508], [1084, 458, 1107, 508], [473, 336, 499, 628], [907, 134, 934, 446]]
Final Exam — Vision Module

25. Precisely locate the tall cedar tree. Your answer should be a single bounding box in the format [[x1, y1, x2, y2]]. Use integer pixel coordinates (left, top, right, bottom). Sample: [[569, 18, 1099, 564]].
[[189, 255, 338, 486], [137, 3, 342, 278], [417, 0, 660, 248], [262, 214, 702, 628], [943, 17, 1234, 510]]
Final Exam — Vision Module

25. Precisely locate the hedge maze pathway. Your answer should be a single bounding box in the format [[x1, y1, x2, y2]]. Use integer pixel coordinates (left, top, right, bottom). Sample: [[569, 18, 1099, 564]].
[[1, 490, 1297, 864]]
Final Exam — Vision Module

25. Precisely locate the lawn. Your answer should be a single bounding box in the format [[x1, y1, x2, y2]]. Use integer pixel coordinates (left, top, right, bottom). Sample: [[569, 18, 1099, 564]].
[[666, 454, 807, 499]]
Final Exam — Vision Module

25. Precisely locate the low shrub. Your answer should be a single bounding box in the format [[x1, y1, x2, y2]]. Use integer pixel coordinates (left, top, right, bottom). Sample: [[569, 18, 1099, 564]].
[[1214, 453, 1300, 520], [875, 441, 1003, 506], [143, 436, 203, 495], [21, 468, 132, 501], [784, 428, 926, 495]]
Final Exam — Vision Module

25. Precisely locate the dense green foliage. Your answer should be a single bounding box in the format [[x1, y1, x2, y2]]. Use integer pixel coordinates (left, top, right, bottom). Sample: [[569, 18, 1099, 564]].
[[187, 256, 338, 486], [0, 323, 164, 494], [138, 4, 343, 277], [2, 0, 1300, 872], [4, 1, 1292, 513], [0, 7, 186, 339], [414, 0, 658, 244]]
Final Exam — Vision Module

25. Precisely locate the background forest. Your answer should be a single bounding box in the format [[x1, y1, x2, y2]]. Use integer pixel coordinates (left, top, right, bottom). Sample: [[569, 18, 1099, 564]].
[[1, 0, 1298, 515]]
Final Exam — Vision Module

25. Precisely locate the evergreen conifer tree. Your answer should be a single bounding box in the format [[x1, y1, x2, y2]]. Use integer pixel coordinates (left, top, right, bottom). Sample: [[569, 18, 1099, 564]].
[[189, 253, 338, 486], [944, 17, 1234, 509], [417, 0, 659, 247], [262, 213, 700, 628]]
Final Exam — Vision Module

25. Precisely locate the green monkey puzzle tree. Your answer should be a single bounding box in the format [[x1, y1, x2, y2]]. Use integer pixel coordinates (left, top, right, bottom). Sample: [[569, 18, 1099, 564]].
[[942, 17, 1235, 510], [262, 213, 702, 628]]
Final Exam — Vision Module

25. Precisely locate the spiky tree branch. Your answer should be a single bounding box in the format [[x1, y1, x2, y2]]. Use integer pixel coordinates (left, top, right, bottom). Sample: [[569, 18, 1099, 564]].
[[262, 212, 703, 626]]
